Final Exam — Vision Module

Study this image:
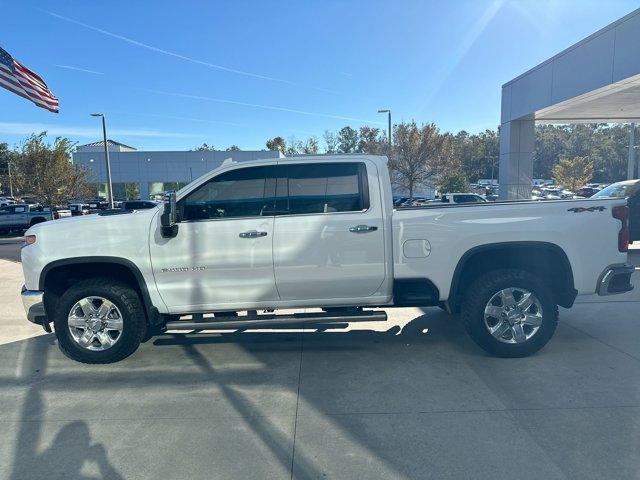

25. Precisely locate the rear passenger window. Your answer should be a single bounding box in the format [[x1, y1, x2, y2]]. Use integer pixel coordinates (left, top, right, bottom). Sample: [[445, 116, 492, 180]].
[[283, 163, 367, 214]]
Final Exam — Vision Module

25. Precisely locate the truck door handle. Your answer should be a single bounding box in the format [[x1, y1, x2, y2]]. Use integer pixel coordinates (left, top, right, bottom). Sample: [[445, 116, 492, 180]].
[[349, 225, 378, 233], [239, 230, 267, 238]]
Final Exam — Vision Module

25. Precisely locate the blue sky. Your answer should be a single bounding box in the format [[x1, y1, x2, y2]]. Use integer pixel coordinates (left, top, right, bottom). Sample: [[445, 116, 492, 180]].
[[1, 0, 638, 151]]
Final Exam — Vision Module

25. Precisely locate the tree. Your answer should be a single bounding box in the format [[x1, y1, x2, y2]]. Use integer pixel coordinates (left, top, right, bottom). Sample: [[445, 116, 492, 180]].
[[226, 145, 241, 151], [194, 143, 215, 151], [552, 155, 594, 191], [390, 121, 457, 199], [358, 126, 387, 154], [323, 130, 338, 153], [302, 136, 319, 154], [337, 126, 359, 153], [0, 142, 15, 196], [12, 133, 92, 205], [266, 136, 286, 153], [438, 171, 470, 193], [286, 136, 303, 155]]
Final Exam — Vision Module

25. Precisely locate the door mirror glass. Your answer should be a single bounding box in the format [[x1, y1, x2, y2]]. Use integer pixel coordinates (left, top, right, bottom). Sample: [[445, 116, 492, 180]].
[[160, 191, 178, 238]]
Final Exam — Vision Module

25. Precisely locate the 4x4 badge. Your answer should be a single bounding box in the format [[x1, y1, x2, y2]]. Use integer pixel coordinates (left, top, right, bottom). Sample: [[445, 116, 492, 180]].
[[568, 206, 606, 213]]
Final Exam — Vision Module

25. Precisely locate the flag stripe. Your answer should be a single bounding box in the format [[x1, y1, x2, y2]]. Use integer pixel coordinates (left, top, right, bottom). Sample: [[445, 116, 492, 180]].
[[15, 63, 49, 90], [0, 71, 58, 106], [0, 78, 53, 110], [0, 77, 57, 112]]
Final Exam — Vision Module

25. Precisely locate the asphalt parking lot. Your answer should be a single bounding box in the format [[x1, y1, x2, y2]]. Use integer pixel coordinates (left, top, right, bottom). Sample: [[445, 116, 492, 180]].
[[1, 245, 639, 479]]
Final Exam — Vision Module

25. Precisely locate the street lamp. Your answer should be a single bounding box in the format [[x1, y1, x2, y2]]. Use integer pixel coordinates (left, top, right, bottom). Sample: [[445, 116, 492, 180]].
[[378, 109, 392, 150], [90, 113, 114, 208]]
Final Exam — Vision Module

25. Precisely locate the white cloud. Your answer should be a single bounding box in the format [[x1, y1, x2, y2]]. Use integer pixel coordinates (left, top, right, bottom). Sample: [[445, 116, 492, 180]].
[[146, 89, 384, 124], [0, 122, 202, 138], [54, 65, 104, 75], [43, 9, 353, 98]]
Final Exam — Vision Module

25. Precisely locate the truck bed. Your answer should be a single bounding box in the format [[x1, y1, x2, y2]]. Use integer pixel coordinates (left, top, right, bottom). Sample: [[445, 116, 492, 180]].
[[392, 197, 628, 299]]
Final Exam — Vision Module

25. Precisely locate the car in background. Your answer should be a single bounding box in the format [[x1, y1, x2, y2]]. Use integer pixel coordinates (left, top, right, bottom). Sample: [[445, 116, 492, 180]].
[[0, 204, 52, 235], [0, 196, 17, 208], [592, 179, 640, 242], [574, 186, 601, 198], [120, 200, 160, 210], [88, 200, 110, 213], [441, 193, 487, 204], [52, 207, 72, 220], [69, 204, 91, 216]]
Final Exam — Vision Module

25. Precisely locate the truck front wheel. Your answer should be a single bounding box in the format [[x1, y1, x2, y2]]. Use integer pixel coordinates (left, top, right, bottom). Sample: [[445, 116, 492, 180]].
[[53, 278, 147, 363], [461, 269, 558, 357]]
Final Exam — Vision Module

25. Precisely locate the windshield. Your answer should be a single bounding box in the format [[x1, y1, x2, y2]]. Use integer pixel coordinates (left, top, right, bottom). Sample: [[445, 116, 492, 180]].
[[592, 182, 639, 198]]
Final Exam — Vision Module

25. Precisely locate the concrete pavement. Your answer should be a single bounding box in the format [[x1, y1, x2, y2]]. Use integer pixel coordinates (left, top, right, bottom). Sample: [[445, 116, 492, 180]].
[[1, 259, 639, 479]]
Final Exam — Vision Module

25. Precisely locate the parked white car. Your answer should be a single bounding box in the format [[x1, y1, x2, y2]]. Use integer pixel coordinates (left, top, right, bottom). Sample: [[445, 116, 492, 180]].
[[21, 155, 635, 363], [0, 196, 16, 208]]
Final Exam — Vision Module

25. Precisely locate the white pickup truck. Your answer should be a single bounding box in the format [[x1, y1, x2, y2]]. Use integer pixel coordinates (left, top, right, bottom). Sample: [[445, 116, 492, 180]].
[[21, 155, 635, 363]]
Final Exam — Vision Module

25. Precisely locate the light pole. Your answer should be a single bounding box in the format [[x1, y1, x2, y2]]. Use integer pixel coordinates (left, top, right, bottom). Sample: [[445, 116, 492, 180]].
[[90, 113, 114, 208], [378, 109, 392, 151]]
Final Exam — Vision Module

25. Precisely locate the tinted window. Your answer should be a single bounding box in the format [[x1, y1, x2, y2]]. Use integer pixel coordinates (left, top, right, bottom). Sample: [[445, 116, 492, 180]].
[[181, 166, 271, 220], [282, 163, 366, 214], [455, 195, 483, 203]]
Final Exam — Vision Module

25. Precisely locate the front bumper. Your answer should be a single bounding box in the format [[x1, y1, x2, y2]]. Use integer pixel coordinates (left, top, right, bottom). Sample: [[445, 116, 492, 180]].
[[21, 286, 47, 325], [596, 265, 637, 296]]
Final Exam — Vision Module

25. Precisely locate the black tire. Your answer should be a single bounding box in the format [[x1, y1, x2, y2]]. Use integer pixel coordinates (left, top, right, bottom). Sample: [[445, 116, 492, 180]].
[[461, 269, 558, 358], [53, 278, 147, 363]]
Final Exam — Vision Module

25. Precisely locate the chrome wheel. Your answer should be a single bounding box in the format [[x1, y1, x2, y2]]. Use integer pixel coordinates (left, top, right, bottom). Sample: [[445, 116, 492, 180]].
[[483, 287, 543, 344], [67, 297, 123, 351]]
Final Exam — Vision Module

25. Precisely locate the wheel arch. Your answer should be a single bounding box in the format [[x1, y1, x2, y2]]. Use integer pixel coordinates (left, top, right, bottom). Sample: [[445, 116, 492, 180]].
[[39, 257, 157, 324], [448, 241, 576, 312]]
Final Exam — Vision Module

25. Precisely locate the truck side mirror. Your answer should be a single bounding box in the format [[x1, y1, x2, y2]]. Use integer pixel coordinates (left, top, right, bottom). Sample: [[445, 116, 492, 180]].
[[160, 191, 178, 238]]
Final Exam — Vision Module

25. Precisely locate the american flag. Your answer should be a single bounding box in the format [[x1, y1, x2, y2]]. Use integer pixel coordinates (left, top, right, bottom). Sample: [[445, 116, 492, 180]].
[[0, 46, 59, 113]]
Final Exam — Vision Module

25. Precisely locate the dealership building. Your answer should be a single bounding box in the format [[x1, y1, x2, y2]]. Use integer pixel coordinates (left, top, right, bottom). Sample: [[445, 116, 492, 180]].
[[500, 8, 640, 199], [72, 141, 281, 200]]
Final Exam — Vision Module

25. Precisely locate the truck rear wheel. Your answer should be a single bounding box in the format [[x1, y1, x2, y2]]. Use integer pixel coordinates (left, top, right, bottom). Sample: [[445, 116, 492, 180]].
[[461, 269, 558, 357], [53, 278, 147, 363]]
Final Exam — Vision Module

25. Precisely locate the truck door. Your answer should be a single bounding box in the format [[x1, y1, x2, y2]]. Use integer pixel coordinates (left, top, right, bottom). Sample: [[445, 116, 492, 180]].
[[11, 205, 27, 228], [272, 161, 386, 300], [149, 165, 279, 312]]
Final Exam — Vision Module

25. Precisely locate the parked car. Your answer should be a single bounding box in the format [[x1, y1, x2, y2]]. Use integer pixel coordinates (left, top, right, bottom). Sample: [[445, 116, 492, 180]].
[[0, 196, 17, 208], [0, 204, 52, 235], [69, 204, 91, 216], [87, 200, 110, 214], [441, 193, 488, 204], [592, 179, 640, 242], [120, 200, 160, 210], [21, 155, 634, 363], [574, 186, 601, 198], [52, 207, 72, 220]]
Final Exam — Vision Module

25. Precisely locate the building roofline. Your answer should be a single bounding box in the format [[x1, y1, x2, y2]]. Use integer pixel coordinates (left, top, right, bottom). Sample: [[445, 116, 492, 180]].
[[502, 7, 640, 88], [76, 139, 137, 150]]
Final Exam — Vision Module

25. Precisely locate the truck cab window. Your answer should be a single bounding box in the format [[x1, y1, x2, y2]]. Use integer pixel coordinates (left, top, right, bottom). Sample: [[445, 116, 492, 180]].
[[283, 162, 366, 214], [181, 166, 272, 220]]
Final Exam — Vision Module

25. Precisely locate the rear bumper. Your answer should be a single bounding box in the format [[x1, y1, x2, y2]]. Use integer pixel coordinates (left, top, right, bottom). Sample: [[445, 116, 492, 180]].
[[596, 265, 637, 296], [21, 286, 47, 325]]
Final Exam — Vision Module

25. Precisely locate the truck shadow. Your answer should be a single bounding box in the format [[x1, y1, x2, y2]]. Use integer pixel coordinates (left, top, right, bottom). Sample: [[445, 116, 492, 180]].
[[5, 304, 637, 479], [3, 307, 472, 479]]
